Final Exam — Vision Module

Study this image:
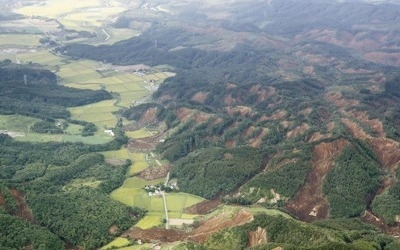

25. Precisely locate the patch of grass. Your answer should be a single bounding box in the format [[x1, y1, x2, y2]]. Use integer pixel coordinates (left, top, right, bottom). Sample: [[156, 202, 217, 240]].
[[128, 161, 148, 176], [17, 50, 65, 69], [118, 244, 153, 250], [63, 178, 101, 191], [15, 0, 104, 18], [94, 28, 141, 45], [126, 128, 153, 139], [0, 34, 41, 46], [244, 206, 292, 219], [68, 99, 118, 128], [101, 237, 130, 250], [134, 215, 163, 229], [0, 115, 39, 132], [102, 148, 131, 159], [15, 132, 113, 144], [58, 65, 102, 83]]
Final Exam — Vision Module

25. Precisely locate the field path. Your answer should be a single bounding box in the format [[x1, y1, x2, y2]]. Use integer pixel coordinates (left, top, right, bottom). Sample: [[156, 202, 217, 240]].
[[162, 192, 169, 229]]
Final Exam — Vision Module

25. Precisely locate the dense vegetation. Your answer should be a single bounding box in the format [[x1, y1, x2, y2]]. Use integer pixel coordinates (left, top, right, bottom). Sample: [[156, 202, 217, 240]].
[[0, 134, 144, 249], [241, 161, 310, 205], [323, 143, 381, 218], [0, 61, 140, 249], [2, 0, 400, 248], [0, 214, 65, 250], [372, 168, 400, 225], [0, 60, 112, 120], [171, 147, 266, 199], [205, 214, 400, 250]]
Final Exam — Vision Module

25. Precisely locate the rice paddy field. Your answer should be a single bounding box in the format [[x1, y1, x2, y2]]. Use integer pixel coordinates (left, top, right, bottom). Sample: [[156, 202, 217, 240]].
[[110, 176, 205, 220], [0, 34, 41, 47], [68, 100, 119, 129], [102, 150, 149, 175]]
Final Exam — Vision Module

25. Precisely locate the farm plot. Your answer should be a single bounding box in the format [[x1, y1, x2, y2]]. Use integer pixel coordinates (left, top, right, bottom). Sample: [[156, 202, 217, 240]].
[[15, 131, 112, 144], [0, 19, 60, 34], [128, 152, 149, 175], [68, 99, 118, 128], [14, 0, 105, 18], [134, 213, 163, 229], [63, 7, 127, 28], [0, 115, 40, 133], [94, 28, 141, 46], [126, 128, 154, 139], [111, 176, 205, 219], [57, 60, 102, 83], [17, 50, 65, 69], [0, 34, 41, 47], [100, 237, 130, 250], [102, 150, 149, 175]]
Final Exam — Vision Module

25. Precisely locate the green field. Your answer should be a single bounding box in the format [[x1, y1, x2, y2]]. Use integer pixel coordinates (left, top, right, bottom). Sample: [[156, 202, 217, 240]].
[[17, 50, 65, 69], [110, 177, 205, 218], [68, 99, 119, 128], [0, 115, 40, 132], [126, 128, 153, 139], [102, 150, 149, 175], [0, 34, 41, 47], [128, 161, 148, 176], [101, 237, 131, 250], [15, 0, 107, 18], [134, 214, 163, 229]]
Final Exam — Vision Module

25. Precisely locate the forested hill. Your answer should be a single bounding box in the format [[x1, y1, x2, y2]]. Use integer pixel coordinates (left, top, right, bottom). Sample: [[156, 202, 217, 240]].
[[59, 0, 400, 234], [0, 60, 111, 119], [0, 60, 141, 249]]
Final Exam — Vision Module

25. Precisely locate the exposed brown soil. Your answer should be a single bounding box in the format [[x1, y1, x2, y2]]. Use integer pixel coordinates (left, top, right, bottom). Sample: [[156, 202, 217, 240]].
[[127, 134, 165, 152], [286, 123, 310, 138], [191, 92, 208, 104], [249, 85, 276, 103], [109, 225, 119, 235], [139, 107, 158, 125], [361, 210, 388, 231], [0, 191, 7, 210], [121, 208, 253, 245], [349, 110, 386, 137], [224, 94, 236, 106], [308, 132, 332, 143], [139, 165, 171, 180], [225, 139, 236, 148], [326, 122, 335, 132], [303, 66, 315, 75], [342, 118, 369, 139], [368, 137, 400, 172], [188, 210, 254, 243], [176, 107, 212, 123], [9, 189, 34, 222], [248, 227, 268, 248], [242, 126, 256, 138], [225, 106, 253, 117], [364, 52, 400, 67], [122, 227, 185, 243], [257, 110, 287, 122], [325, 92, 359, 108], [249, 128, 269, 148], [286, 139, 349, 222], [185, 199, 221, 215]]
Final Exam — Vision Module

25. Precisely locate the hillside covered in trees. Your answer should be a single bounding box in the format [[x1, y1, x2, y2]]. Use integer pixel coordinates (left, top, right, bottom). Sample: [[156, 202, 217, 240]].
[[1, 0, 400, 249], [62, 0, 400, 239]]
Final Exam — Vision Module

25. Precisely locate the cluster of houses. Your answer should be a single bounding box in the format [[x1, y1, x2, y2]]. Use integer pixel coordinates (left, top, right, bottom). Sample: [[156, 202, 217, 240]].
[[144, 183, 178, 197]]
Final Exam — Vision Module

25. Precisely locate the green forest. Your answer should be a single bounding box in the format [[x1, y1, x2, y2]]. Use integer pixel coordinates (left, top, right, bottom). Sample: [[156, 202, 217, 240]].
[[0, 63, 143, 249], [2, 0, 400, 248]]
